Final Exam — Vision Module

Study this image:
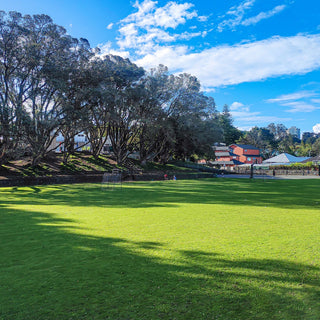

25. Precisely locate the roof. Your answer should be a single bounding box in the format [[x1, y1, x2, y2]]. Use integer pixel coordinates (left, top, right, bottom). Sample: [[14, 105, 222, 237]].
[[213, 146, 229, 151], [263, 153, 310, 164], [211, 159, 243, 165], [301, 155, 320, 163], [230, 144, 260, 150], [215, 152, 231, 157]]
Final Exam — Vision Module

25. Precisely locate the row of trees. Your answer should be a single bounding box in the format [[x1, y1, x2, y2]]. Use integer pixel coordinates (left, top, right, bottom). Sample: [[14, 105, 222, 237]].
[[237, 123, 320, 158], [0, 11, 238, 166]]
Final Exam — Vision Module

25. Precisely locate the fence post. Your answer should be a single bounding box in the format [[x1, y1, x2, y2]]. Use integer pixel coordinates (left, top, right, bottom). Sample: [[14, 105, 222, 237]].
[[250, 164, 254, 179]]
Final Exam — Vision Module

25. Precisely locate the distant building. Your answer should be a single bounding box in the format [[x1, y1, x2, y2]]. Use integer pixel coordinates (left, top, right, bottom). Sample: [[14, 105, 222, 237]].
[[287, 126, 300, 138], [229, 144, 263, 164], [211, 144, 262, 168], [211, 145, 242, 168], [51, 132, 90, 152], [263, 153, 309, 165]]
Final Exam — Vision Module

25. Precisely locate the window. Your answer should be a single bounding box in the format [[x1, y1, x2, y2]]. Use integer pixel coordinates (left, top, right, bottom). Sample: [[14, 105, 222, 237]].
[[233, 156, 236, 159], [245, 149, 247, 152], [247, 157, 251, 161]]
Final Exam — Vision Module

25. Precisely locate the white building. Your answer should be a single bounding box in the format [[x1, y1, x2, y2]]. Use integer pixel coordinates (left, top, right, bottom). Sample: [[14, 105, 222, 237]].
[[287, 126, 300, 139]]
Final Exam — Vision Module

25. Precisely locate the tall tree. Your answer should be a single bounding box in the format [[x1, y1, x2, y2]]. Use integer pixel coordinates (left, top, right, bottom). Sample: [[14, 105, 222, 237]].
[[0, 12, 85, 165], [102, 55, 145, 165], [218, 104, 242, 145], [0, 11, 29, 163]]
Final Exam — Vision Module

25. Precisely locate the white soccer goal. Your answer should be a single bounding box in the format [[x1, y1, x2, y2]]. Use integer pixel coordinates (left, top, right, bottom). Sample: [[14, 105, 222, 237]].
[[101, 169, 122, 190]]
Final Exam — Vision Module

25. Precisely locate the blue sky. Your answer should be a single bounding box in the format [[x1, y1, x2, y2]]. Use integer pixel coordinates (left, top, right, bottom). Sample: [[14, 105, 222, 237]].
[[2, 0, 320, 134]]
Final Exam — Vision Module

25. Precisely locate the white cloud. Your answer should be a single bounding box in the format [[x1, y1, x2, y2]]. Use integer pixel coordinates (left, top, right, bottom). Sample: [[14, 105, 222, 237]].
[[313, 123, 320, 133], [106, 23, 114, 30], [97, 42, 130, 59], [282, 102, 319, 113], [178, 31, 202, 40], [120, 0, 197, 30], [116, 0, 200, 54], [230, 101, 245, 110], [217, 0, 255, 31], [228, 101, 291, 125], [241, 5, 286, 26], [266, 90, 320, 113], [218, 1, 287, 31], [198, 15, 209, 22], [103, 2, 320, 91], [235, 115, 292, 123], [136, 34, 320, 89], [237, 125, 254, 131], [266, 91, 319, 103]]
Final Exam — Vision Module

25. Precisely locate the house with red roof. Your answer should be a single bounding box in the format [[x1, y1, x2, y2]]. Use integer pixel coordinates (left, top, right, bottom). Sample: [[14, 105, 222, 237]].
[[229, 144, 263, 164], [211, 144, 262, 167]]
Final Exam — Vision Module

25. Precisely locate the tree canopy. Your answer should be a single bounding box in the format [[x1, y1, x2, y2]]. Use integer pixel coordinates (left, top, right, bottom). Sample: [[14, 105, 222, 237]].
[[0, 11, 242, 166]]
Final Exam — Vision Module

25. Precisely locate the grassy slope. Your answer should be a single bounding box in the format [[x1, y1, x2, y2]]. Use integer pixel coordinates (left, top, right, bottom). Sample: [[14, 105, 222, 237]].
[[0, 179, 320, 319], [0, 154, 195, 178]]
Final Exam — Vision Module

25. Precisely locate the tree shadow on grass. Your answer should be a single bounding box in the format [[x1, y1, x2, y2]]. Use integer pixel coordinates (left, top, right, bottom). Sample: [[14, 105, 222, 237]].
[[2, 178, 320, 210], [1, 204, 319, 320]]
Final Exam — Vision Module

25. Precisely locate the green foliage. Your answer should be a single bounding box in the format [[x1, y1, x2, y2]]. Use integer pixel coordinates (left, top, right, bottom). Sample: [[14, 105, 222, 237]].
[[270, 162, 318, 170], [0, 11, 236, 166], [218, 104, 242, 145], [1, 179, 320, 319]]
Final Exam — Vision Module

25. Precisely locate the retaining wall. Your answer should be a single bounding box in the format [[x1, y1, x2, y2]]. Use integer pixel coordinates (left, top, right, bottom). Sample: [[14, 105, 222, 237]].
[[0, 172, 216, 188]]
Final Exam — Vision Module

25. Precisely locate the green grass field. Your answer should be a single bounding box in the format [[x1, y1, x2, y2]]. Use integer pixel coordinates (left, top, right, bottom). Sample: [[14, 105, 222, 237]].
[[1, 179, 320, 319]]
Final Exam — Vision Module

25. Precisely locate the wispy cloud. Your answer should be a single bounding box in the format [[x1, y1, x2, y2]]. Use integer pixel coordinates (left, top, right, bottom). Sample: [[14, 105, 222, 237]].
[[106, 23, 114, 30], [282, 102, 319, 113], [229, 101, 291, 126], [217, 1, 286, 31], [266, 90, 320, 113], [266, 91, 319, 103], [241, 5, 287, 26], [218, 0, 255, 31], [198, 15, 209, 22]]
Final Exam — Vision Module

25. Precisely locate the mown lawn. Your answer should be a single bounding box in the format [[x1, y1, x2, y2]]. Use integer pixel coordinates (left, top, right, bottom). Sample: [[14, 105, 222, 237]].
[[0, 179, 320, 319]]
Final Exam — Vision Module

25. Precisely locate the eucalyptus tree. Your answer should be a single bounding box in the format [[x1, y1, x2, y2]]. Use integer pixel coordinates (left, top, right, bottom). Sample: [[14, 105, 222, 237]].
[[0, 12, 83, 165], [154, 72, 221, 162], [98, 55, 145, 165], [171, 87, 221, 160], [19, 14, 85, 165], [83, 57, 116, 159], [0, 11, 29, 163], [58, 38, 94, 163], [136, 65, 173, 164]]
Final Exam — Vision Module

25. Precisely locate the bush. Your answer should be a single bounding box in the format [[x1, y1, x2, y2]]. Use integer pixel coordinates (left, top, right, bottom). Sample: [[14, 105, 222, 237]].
[[270, 162, 317, 170]]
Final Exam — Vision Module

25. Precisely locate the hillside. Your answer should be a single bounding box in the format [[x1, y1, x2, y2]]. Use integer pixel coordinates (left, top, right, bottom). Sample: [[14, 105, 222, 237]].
[[0, 153, 197, 179]]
